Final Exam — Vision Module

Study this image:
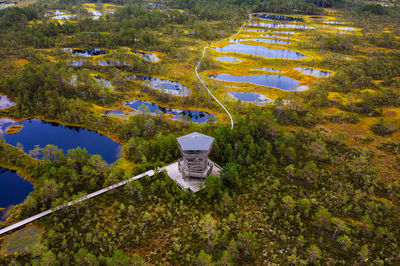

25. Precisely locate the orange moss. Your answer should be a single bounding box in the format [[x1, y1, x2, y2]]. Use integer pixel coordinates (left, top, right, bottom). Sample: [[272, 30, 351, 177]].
[[17, 59, 29, 66], [5, 125, 23, 135], [343, 217, 369, 228]]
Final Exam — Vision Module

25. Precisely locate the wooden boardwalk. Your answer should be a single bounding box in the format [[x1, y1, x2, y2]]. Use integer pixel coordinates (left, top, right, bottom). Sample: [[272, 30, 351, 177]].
[[194, 17, 251, 131], [0, 170, 155, 236]]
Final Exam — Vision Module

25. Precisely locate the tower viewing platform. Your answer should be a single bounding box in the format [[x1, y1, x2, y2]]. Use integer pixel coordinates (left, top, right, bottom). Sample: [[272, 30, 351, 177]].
[[177, 132, 214, 179], [164, 132, 221, 192]]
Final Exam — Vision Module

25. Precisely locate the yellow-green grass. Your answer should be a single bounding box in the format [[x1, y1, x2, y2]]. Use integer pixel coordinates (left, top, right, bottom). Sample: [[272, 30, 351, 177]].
[[0, 225, 44, 256], [320, 113, 399, 181]]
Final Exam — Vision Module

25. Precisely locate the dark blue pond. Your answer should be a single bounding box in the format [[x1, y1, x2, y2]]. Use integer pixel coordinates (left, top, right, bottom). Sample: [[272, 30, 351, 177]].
[[254, 14, 304, 22], [229, 92, 270, 103], [1, 119, 121, 164], [209, 73, 301, 91], [63, 48, 106, 57], [229, 38, 290, 45], [214, 43, 306, 59], [124, 100, 215, 123], [248, 22, 314, 29], [0, 168, 33, 220]]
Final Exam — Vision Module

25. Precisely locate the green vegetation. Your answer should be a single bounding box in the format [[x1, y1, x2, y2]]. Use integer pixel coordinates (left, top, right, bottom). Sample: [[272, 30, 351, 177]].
[[0, 225, 43, 256], [0, 0, 400, 264]]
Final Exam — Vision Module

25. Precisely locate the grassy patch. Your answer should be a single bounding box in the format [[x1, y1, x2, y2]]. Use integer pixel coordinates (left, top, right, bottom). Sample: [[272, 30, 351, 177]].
[[0, 225, 43, 256]]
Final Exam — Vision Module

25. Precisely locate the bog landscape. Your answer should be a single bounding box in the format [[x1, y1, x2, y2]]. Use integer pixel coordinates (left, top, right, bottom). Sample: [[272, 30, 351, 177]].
[[0, 0, 400, 264]]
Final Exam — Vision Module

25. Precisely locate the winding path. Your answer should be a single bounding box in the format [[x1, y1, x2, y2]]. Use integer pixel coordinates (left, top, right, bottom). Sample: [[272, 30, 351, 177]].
[[195, 22, 247, 131]]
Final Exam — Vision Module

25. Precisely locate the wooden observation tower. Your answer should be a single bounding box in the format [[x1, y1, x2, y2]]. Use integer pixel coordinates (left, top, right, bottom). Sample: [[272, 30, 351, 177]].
[[177, 132, 214, 179]]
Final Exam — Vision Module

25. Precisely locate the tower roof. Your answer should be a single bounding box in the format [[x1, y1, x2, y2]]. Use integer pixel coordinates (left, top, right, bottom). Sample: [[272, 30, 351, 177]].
[[177, 132, 214, 151]]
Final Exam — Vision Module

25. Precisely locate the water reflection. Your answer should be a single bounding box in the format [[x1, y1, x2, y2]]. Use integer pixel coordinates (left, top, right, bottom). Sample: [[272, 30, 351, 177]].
[[0, 118, 121, 164], [229, 38, 290, 45], [97, 60, 130, 66], [214, 43, 306, 59], [242, 34, 289, 39], [125, 75, 190, 96], [215, 56, 242, 62], [251, 68, 280, 72], [93, 75, 114, 88], [247, 29, 297, 34], [63, 48, 106, 57], [294, 67, 331, 77], [0, 168, 33, 221], [0, 2, 15, 9], [335, 26, 356, 31], [229, 92, 270, 103], [132, 50, 160, 62], [248, 22, 314, 29], [209, 73, 305, 91], [119, 100, 215, 123], [0, 95, 16, 109], [254, 14, 304, 22]]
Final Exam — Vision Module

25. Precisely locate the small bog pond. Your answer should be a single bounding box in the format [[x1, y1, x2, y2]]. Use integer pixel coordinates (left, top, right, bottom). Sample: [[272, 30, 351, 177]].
[[123, 100, 215, 123], [229, 38, 290, 45], [67, 60, 85, 66], [254, 14, 304, 22], [242, 34, 289, 39], [126, 75, 190, 97], [229, 92, 270, 103], [94, 75, 114, 89], [47, 10, 70, 17], [71, 75, 113, 89], [0, 118, 121, 164], [97, 60, 131, 67], [0, 95, 15, 109], [215, 56, 242, 62], [51, 10, 76, 20], [63, 48, 106, 57], [248, 22, 314, 29], [252, 68, 280, 72], [0, 168, 33, 220], [247, 29, 297, 34], [132, 50, 160, 62], [209, 73, 304, 91], [335, 26, 357, 32], [53, 14, 76, 19], [323, 21, 342, 24], [213, 43, 306, 59], [0, 2, 15, 10], [294, 67, 331, 77], [87, 8, 102, 19]]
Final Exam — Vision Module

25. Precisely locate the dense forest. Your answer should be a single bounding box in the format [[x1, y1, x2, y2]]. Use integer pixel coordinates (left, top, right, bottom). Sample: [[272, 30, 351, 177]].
[[0, 0, 399, 264]]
